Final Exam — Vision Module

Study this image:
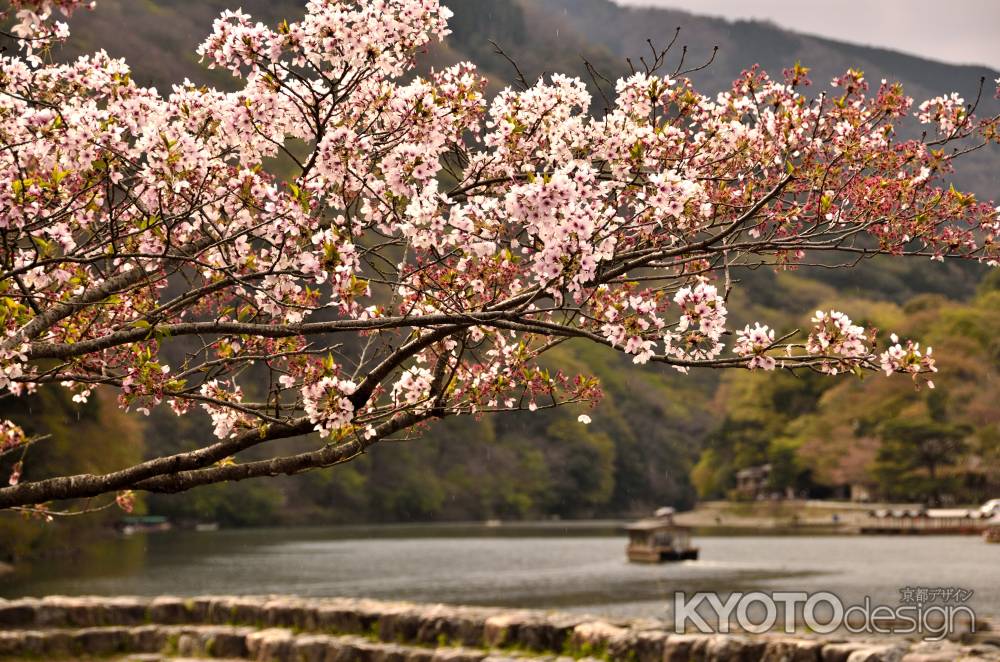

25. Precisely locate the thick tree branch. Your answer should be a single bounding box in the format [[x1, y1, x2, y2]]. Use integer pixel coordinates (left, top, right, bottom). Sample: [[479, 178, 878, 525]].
[[0, 416, 313, 509]]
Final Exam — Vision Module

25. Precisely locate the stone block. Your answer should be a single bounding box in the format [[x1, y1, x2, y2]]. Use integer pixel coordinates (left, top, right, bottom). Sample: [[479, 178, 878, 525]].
[[67, 598, 104, 627], [516, 612, 584, 652], [417, 605, 494, 647], [246, 627, 295, 661], [229, 597, 268, 626], [128, 624, 168, 652], [93, 597, 148, 626], [483, 612, 532, 648], [429, 647, 487, 662], [38, 629, 74, 658], [705, 634, 768, 661], [368, 641, 412, 662], [378, 604, 424, 643], [629, 628, 669, 662], [0, 601, 36, 627], [33, 598, 71, 627], [185, 597, 212, 623], [404, 648, 436, 662], [73, 625, 130, 655], [324, 635, 372, 662], [0, 631, 25, 656], [3, 630, 45, 657], [845, 645, 904, 662], [261, 597, 309, 628], [316, 602, 369, 635], [148, 596, 193, 624], [823, 643, 870, 662], [760, 636, 823, 662], [902, 640, 996, 662], [206, 628, 251, 657], [290, 633, 334, 662], [569, 620, 633, 658], [175, 632, 206, 657], [663, 633, 712, 662]]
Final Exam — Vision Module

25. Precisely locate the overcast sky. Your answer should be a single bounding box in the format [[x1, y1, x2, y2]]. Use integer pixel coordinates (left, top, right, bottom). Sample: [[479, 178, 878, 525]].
[[613, 0, 1000, 71]]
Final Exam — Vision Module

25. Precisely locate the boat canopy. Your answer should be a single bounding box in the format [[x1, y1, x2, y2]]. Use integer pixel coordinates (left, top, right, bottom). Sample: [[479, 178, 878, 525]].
[[626, 518, 690, 532]]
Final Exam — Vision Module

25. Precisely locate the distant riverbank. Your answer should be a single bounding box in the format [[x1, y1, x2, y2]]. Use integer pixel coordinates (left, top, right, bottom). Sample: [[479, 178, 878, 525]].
[[674, 499, 874, 533]]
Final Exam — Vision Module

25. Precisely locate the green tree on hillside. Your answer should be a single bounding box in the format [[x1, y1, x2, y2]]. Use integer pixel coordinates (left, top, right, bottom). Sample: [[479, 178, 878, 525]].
[[874, 392, 971, 505]]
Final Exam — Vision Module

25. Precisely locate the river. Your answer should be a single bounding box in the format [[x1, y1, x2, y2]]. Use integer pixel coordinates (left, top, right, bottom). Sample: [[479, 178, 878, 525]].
[[1, 524, 997, 622]]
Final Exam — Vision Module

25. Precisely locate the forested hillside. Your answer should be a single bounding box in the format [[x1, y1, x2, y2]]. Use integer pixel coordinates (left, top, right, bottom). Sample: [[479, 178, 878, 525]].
[[1, 0, 997, 549]]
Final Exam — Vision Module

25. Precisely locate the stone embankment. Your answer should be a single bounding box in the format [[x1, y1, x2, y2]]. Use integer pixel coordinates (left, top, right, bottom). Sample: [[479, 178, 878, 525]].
[[0, 595, 997, 661]]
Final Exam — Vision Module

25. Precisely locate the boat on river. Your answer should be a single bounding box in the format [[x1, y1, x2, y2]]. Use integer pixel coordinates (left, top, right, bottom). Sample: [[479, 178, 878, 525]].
[[625, 507, 699, 563], [115, 515, 171, 535]]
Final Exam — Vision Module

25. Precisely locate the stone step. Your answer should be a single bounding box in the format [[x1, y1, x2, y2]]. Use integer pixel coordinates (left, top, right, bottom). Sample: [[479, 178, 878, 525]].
[[0, 623, 597, 662], [0, 596, 599, 656], [2, 596, 998, 661], [0, 624, 251, 659]]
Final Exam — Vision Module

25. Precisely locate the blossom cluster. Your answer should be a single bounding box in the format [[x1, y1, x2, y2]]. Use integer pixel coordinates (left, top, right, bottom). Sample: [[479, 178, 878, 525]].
[[6, 0, 91, 52], [198, 380, 251, 439], [733, 323, 777, 371], [0, 0, 992, 481], [0, 420, 26, 453], [665, 281, 728, 368], [880, 334, 937, 388], [302, 375, 358, 439], [806, 310, 872, 373], [917, 93, 967, 135]]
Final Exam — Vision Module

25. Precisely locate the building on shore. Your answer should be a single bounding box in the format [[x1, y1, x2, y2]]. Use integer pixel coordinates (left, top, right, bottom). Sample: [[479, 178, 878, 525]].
[[735, 464, 771, 500]]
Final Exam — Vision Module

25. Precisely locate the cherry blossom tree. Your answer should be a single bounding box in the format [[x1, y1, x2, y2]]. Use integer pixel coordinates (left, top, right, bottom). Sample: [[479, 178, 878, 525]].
[[0, 0, 997, 512]]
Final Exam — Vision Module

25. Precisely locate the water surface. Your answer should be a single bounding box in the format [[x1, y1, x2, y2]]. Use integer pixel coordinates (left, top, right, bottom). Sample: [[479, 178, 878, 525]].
[[2, 524, 996, 621]]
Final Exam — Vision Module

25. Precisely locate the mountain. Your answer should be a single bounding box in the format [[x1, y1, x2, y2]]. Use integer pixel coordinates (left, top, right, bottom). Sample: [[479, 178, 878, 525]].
[[537, 0, 999, 198]]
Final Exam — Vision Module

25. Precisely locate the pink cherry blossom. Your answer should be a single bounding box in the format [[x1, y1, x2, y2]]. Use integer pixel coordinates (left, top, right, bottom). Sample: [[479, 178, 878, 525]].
[[0, 0, 996, 509]]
